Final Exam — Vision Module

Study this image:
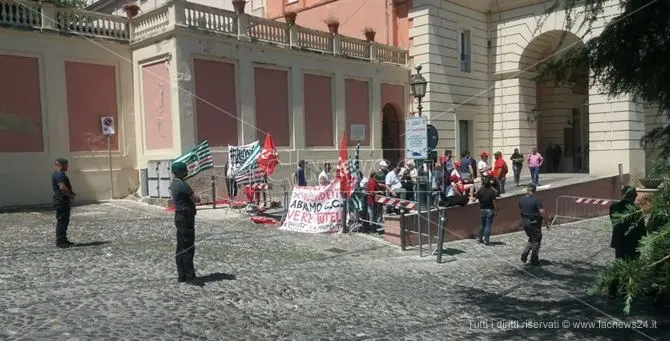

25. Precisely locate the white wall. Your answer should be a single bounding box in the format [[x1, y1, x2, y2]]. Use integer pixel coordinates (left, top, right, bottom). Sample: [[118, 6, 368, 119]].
[[490, 0, 646, 177], [409, 0, 490, 157]]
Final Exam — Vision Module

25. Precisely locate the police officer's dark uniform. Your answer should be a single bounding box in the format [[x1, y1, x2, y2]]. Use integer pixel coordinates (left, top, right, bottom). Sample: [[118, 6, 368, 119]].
[[608, 186, 646, 297], [169, 162, 204, 287], [518, 183, 544, 265], [52, 158, 75, 248]]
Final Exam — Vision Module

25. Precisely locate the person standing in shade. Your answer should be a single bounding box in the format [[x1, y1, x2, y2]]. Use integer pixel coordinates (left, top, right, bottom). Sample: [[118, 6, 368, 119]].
[[475, 178, 497, 245], [608, 186, 646, 298], [52, 158, 76, 248], [527, 147, 544, 186], [294, 160, 307, 186], [169, 162, 204, 287], [318, 163, 332, 186], [519, 183, 546, 266], [510, 148, 524, 187]]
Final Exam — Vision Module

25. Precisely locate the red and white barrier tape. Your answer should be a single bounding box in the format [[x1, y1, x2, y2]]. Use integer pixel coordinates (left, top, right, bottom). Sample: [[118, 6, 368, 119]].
[[375, 195, 417, 210], [575, 198, 610, 205]]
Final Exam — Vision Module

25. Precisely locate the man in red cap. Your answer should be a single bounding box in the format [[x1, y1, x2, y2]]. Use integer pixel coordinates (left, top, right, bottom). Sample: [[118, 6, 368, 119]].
[[492, 151, 508, 194], [477, 152, 492, 178]]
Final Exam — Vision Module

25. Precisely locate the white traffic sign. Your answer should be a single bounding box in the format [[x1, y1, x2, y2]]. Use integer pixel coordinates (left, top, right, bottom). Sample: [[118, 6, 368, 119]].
[[405, 116, 428, 159], [101, 116, 115, 136]]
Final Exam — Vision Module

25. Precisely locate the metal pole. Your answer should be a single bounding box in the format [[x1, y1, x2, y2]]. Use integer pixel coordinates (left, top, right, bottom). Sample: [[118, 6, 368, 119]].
[[107, 135, 114, 199], [399, 210, 406, 251], [618, 163, 623, 187], [211, 175, 216, 209], [426, 161, 432, 252], [416, 166, 423, 257], [436, 208, 446, 263]]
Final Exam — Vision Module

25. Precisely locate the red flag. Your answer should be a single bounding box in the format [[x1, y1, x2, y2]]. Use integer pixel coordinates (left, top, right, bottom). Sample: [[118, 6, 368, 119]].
[[336, 132, 351, 197], [258, 134, 280, 176]]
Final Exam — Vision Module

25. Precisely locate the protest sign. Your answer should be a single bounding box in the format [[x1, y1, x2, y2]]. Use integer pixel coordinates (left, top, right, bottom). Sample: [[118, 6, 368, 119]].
[[280, 181, 344, 233], [227, 141, 263, 183]]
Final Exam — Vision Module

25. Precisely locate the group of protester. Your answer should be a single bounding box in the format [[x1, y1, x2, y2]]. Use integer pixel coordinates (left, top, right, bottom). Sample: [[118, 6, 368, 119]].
[[48, 152, 650, 291]]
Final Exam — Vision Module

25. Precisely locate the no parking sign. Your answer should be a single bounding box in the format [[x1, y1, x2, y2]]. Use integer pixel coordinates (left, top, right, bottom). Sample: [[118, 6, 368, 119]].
[[101, 116, 115, 136]]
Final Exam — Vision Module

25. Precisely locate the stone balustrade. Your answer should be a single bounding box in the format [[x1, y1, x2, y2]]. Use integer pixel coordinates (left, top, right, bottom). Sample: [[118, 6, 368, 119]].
[[0, 0, 408, 65]]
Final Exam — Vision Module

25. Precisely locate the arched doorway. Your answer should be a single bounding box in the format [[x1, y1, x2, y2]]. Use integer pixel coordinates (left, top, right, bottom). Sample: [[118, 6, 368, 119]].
[[520, 30, 589, 173], [382, 103, 401, 166]]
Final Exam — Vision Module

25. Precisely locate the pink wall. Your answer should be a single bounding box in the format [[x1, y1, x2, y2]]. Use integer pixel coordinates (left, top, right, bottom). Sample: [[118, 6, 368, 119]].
[[269, 0, 410, 48], [254, 67, 290, 146], [65, 61, 119, 152], [381, 83, 406, 150], [193, 59, 238, 147], [0, 54, 43, 153], [381, 83, 405, 119], [303, 74, 333, 147], [142, 61, 173, 150], [345, 78, 369, 146]]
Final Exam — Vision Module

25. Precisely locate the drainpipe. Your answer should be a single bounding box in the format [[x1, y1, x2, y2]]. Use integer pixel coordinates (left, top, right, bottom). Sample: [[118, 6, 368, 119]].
[[487, 11, 494, 153], [385, 0, 390, 45]]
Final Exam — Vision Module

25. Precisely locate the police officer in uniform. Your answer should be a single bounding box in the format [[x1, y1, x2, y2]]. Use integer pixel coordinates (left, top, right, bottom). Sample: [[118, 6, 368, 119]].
[[519, 183, 546, 266], [52, 158, 76, 248], [169, 162, 204, 286]]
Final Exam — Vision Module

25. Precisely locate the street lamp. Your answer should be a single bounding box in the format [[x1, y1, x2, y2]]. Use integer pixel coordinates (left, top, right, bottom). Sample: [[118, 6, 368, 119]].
[[410, 65, 427, 116]]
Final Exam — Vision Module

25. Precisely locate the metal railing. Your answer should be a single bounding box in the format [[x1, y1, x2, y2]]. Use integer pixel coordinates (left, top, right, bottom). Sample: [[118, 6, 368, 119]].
[[0, 0, 408, 66]]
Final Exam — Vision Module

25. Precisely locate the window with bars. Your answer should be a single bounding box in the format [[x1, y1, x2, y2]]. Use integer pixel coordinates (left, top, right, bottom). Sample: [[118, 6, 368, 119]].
[[460, 30, 471, 73]]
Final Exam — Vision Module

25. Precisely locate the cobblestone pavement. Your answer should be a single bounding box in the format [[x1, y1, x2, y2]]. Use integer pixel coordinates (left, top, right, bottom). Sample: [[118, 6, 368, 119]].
[[1, 200, 667, 341]]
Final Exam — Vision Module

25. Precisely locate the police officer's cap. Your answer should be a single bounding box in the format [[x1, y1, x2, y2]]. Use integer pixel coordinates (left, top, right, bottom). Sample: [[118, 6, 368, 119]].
[[171, 161, 188, 174], [55, 158, 68, 164]]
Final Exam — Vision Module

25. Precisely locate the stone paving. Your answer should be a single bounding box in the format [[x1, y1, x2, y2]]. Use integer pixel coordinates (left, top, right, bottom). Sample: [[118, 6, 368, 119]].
[[0, 200, 667, 341]]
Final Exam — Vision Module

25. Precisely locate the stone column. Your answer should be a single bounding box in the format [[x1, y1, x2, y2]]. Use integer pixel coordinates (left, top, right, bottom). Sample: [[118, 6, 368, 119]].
[[588, 85, 646, 178], [290, 66, 305, 149], [537, 81, 574, 150], [492, 76, 536, 156], [170, 42, 196, 154], [238, 58, 256, 144]]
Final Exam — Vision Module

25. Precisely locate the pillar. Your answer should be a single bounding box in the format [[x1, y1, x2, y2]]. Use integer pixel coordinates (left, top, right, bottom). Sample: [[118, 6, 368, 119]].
[[171, 42, 196, 154], [238, 58, 256, 144], [588, 85, 646, 179], [492, 76, 536, 156], [537, 81, 574, 159]]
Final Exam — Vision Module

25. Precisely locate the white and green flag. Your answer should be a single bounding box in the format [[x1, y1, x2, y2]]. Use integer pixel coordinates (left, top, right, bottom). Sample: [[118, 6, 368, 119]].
[[173, 140, 214, 179]]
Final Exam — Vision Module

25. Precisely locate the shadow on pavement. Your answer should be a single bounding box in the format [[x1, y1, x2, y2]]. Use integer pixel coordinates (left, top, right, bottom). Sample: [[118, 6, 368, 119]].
[[200, 272, 236, 282], [71, 241, 111, 248], [451, 260, 670, 340]]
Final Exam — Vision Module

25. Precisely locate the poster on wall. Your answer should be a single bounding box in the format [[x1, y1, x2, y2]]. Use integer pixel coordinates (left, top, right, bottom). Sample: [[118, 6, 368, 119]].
[[280, 181, 344, 234]]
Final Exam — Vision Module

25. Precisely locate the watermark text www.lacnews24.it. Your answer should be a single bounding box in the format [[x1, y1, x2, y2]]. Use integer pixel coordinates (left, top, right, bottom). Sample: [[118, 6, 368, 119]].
[[469, 319, 658, 330]]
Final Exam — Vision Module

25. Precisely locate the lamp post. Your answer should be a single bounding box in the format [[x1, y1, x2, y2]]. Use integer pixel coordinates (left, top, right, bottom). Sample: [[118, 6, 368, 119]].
[[410, 65, 427, 116], [409, 65, 430, 257]]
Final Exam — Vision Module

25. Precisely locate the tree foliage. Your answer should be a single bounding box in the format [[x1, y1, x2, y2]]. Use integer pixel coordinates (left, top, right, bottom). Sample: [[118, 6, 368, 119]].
[[55, 0, 88, 9], [539, 0, 670, 314]]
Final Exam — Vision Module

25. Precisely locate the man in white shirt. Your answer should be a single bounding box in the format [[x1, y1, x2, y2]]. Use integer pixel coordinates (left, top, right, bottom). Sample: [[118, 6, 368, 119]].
[[478, 152, 492, 177], [318, 163, 332, 186], [384, 164, 406, 199]]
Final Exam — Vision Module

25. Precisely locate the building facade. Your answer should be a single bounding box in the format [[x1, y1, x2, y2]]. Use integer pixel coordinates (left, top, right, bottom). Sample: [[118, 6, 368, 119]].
[[0, 0, 409, 206], [278, 0, 665, 179]]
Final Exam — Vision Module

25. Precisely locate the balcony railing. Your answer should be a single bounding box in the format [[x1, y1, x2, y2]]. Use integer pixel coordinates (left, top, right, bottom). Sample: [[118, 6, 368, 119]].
[[0, 0, 408, 66], [0, 0, 128, 40]]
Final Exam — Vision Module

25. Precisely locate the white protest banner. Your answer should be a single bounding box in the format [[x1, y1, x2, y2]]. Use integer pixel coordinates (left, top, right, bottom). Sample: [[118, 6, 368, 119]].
[[227, 141, 261, 178], [280, 181, 344, 233]]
